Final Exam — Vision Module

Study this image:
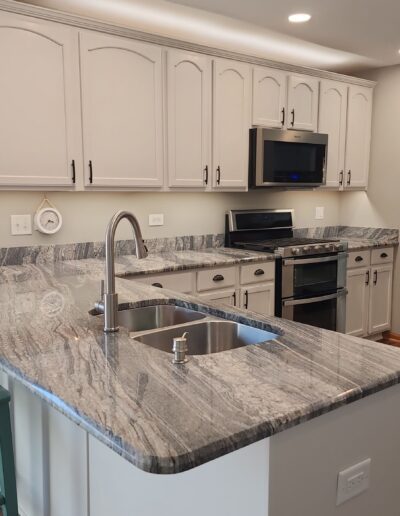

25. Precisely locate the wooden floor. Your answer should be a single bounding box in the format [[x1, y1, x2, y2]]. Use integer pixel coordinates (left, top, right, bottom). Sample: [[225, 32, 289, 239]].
[[380, 331, 400, 347]]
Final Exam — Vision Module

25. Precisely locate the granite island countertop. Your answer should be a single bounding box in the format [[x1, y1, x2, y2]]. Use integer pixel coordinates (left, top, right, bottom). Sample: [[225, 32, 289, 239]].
[[1, 261, 400, 474]]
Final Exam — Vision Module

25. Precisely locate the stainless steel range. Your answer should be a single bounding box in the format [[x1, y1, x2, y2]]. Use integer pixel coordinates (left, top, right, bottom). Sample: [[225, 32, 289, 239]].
[[225, 209, 348, 332]]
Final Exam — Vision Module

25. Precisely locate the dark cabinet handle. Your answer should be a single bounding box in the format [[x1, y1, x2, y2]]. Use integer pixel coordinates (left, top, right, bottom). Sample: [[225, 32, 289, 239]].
[[281, 107, 285, 127], [347, 170, 351, 185], [355, 256, 363, 262], [373, 270, 378, 285], [232, 291, 236, 306], [380, 252, 388, 258], [213, 274, 224, 282], [244, 290, 249, 309], [71, 159, 76, 184], [290, 109, 295, 127], [152, 282, 163, 288], [89, 160, 93, 184], [254, 269, 265, 276], [339, 170, 344, 186], [216, 166, 221, 185], [204, 165, 208, 185], [365, 271, 370, 285]]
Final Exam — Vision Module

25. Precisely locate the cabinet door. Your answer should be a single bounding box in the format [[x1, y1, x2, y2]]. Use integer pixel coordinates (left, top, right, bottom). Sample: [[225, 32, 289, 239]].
[[318, 80, 348, 188], [287, 75, 319, 131], [252, 67, 287, 128], [213, 59, 250, 189], [167, 49, 211, 188], [344, 86, 373, 189], [80, 32, 163, 187], [369, 265, 393, 334], [241, 283, 274, 317], [0, 13, 79, 187], [345, 267, 370, 337], [198, 289, 236, 307]]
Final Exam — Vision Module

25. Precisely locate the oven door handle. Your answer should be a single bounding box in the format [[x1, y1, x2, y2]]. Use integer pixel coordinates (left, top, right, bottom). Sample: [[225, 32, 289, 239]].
[[283, 289, 347, 307], [283, 255, 339, 266]]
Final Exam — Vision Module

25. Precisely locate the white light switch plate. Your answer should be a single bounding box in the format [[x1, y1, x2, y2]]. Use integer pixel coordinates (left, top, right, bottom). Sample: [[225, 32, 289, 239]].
[[336, 458, 371, 505], [11, 214, 32, 235], [148, 214, 164, 226], [315, 207, 325, 220]]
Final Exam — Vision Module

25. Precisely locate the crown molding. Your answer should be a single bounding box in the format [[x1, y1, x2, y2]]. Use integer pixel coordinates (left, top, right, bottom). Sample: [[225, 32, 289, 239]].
[[0, 0, 376, 88]]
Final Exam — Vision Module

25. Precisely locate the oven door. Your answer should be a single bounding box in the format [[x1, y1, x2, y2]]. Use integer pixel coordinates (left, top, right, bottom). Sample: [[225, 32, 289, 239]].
[[282, 253, 347, 299], [282, 289, 347, 332]]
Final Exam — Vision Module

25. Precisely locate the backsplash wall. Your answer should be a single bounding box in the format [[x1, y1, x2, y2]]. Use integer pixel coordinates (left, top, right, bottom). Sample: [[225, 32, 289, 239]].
[[0, 190, 341, 247]]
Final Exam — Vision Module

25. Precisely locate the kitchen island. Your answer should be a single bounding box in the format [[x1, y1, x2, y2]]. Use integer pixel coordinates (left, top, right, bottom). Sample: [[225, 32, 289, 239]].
[[1, 259, 400, 516]]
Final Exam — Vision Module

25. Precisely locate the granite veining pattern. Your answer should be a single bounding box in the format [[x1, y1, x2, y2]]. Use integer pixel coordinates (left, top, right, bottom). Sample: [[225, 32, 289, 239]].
[[1, 261, 400, 474]]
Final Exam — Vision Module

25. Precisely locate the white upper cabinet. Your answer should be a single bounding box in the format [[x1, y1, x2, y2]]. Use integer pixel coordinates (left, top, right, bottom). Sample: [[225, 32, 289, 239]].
[[0, 12, 79, 187], [167, 49, 211, 188], [287, 75, 319, 131], [80, 32, 163, 188], [344, 85, 373, 189], [252, 67, 287, 128], [213, 58, 251, 189], [318, 80, 348, 188]]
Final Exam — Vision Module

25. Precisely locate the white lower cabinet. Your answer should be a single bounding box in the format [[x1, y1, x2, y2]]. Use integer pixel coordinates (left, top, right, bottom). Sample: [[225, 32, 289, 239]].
[[346, 249, 393, 337], [198, 288, 237, 307], [241, 283, 275, 317]]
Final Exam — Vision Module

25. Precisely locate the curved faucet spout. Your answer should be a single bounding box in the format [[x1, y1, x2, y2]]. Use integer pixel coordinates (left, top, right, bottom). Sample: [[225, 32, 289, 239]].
[[101, 210, 147, 333]]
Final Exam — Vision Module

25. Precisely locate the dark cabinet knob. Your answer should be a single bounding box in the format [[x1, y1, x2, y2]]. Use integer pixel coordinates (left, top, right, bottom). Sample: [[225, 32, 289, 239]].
[[254, 269, 265, 276], [213, 274, 224, 282], [152, 282, 163, 288], [380, 252, 388, 258], [355, 256, 363, 262]]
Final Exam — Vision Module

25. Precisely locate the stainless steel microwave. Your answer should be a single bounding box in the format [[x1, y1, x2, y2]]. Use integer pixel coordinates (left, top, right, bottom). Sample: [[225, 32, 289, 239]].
[[249, 128, 328, 188]]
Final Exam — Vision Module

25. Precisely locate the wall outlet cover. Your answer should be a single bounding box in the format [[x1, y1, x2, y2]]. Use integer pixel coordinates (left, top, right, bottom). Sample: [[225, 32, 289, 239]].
[[148, 214, 164, 226], [336, 458, 371, 505], [11, 214, 32, 236], [315, 207, 325, 220]]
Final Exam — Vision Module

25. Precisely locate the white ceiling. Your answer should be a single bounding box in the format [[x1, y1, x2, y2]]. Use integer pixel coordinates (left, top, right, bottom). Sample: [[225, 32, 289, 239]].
[[167, 0, 400, 71]]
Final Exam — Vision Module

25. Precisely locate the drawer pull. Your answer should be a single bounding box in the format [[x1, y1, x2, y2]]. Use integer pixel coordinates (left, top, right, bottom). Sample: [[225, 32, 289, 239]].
[[213, 274, 224, 282], [254, 269, 265, 276], [152, 282, 163, 288], [355, 256, 363, 262], [380, 252, 388, 258]]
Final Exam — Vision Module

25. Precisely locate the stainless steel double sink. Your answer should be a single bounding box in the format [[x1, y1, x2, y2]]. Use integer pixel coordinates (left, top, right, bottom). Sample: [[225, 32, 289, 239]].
[[108, 304, 278, 356]]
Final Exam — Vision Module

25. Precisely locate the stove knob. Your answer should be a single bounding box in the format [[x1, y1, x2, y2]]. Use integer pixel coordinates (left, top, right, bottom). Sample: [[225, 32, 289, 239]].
[[303, 246, 310, 253], [324, 244, 332, 251], [291, 247, 300, 255], [314, 245, 322, 252], [334, 243, 342, 251]]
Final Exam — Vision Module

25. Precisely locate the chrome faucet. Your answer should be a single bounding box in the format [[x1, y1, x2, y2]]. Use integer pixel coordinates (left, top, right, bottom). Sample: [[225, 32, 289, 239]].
[[96, 210, 147, 332]]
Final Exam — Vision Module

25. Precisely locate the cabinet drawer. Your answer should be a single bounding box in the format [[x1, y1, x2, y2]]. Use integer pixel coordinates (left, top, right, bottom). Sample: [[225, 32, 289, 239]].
[[240, 262, 275, 285], [135, 272, 193, 294], [371, 247, 394, 265], [347, 250, 370, 269], [197, 267, 236, 292]]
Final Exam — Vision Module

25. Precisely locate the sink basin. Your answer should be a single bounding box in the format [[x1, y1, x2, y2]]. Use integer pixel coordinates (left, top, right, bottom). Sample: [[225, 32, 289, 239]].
[[134, 320, 278, 355], [118, 304, 206, 333]]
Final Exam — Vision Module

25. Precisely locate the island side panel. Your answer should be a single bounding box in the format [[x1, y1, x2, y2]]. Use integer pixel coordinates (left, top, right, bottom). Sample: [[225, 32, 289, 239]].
[[89, 434, 270, 516], [269, 383, 400, 516]]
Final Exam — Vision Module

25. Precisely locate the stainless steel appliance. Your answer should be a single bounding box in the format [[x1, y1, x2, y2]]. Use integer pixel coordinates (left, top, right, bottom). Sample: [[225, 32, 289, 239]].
[[249, 128, 328, 188], [225, 209, 348, 332]]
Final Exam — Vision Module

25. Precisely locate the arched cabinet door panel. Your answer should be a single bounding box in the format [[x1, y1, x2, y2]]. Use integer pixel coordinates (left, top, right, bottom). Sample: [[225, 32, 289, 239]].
[[252, 67, 287, 128], [0, 12, 79, 187], [167, 49, 211, 188], [80, 32, 164, 188], [287, 74, 319, 132], [344, 86, 373, 189], [213, 58, 251, 189], [318, 80, 348, 188]]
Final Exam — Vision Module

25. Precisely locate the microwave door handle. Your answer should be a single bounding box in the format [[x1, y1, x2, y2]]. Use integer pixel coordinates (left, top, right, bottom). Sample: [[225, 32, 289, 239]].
[[283, 255, 339, 266], [283, 290, 347, 307]]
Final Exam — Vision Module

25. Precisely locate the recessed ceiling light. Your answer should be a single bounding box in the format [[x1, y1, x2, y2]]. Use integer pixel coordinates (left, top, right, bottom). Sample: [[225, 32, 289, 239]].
[[288, 13, 312, 23]]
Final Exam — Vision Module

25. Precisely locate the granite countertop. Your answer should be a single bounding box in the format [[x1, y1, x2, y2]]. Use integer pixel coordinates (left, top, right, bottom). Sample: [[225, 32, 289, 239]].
[[63, 247, 276, 278], [341, 238, 398, 251], [1, 261, 400, 475]]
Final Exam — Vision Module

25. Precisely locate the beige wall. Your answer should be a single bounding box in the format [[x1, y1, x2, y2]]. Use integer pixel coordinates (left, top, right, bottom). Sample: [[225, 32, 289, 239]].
[[0, 190, 340, 247], [340, 65, 400, 331]]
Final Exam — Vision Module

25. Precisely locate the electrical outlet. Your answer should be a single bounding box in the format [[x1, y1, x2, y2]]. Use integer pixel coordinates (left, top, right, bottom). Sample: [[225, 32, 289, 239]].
[[315, 206, 325, 220], [11, 215, 32, 235], [148, 214, 164, 226], [336, 458, 371, 505]]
